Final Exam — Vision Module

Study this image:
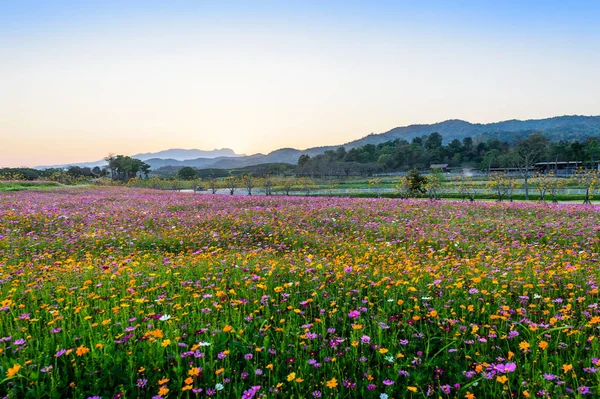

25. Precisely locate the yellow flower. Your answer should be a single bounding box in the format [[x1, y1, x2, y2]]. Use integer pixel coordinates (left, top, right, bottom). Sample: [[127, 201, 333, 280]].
[[496, 375, 508, 383], [287, 372, 296, 382], [76, 346, 90, 356], [6, 364, 21, 378], [562, 364, 573, 373], [182, 385, 193, 391], [326, 378, 338, 388], [161, 339, 171, 347], [158, 378, 170, 385], [158, 387, 169, 396], [407, 386, 418, 392], [274, 286, 284, 293], [188, 367, 201, 377]]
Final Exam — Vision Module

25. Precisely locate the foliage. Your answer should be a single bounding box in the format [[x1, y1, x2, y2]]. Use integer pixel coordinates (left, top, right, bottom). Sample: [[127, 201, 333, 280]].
[[105, 154, 151, 181], [406, 169, 427, 196], [177, 166, 198, 180]]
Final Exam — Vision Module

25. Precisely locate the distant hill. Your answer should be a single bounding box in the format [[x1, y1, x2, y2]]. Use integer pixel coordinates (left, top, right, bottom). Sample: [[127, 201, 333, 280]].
[[131, 148, 242, 161], [37, 115, 600, 170]]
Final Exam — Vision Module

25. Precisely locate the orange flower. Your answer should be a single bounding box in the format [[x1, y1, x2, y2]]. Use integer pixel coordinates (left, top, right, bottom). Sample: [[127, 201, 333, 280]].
[[326, 378, 338, 389], [188, 367, 201, 377], [496, 375, 508, 383], [538, 341, 548, 350], [519, 341, 530, 351], [6, 364, 21, 378], [287, 372, 296, 382], [158, 387, 169, 396], [223, 325, 233, 333], [76, 346, 90, 356]]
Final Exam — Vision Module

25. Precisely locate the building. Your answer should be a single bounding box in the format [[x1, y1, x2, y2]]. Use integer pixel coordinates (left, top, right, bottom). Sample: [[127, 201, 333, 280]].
[[534, 161, 599, 175], [430, 164, 449, 173]]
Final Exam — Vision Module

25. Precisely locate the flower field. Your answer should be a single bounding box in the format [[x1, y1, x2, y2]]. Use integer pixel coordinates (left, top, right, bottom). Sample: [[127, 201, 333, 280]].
[[1, 188, 600, 398]]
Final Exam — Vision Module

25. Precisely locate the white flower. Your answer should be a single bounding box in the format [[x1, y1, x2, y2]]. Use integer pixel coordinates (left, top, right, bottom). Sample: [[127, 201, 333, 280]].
[[380, 394, 389, 399], [159, 314, 171, 321], [385, 355, 394, 363], [215, 383, 224, 391], [198, 341, 211, 347]]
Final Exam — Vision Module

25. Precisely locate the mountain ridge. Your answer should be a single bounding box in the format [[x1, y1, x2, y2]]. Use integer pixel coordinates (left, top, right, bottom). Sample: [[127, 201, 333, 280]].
[[36, 115, 600, 170]]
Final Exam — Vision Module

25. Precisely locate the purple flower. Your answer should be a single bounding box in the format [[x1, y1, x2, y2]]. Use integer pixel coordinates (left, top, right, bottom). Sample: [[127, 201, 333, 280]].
[[348, 310, 360, 319], [312, 391, 322, 398], [136, 379, 148, 388], [382, 379, 394, 386]]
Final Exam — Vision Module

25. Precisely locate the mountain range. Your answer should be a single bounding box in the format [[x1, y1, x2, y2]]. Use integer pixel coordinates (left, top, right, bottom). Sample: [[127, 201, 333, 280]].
[[37, 115, 600, 170]]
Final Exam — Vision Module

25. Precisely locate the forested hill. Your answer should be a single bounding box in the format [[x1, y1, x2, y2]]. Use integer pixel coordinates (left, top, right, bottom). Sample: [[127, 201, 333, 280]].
[[343, 115, 600, 148]]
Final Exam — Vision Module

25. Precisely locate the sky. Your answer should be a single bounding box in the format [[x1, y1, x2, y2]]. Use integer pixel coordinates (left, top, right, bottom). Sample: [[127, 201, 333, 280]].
[[1, 1, 600, 167]]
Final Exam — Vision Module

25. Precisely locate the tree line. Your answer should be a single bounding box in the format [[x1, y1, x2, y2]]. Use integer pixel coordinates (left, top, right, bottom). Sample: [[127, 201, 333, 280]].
[[296, 132, 600, 177]]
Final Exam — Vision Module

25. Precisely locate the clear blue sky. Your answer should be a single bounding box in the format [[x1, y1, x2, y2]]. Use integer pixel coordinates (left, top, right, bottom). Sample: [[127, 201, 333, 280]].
[[1, 1, 599, 166]]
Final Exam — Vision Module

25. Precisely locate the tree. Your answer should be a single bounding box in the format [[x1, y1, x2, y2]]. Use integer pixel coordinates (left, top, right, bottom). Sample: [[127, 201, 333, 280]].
[[574, 168, 598, 204], [406, 169, 427, 197], [262, 174, 275, 196], [279, 177, 297, 196], [487, 172, 517, 202], [206, 177, 220, 194], [223, 176, 239, 195], [104, 154, 150, 182], [455, 177, 476, 202], [394, 176, 410, 199], [298, 154, 311, 167], [425, 169, 444, 200], [298, 177, 315, 195], [191, 178, 204, 193], [511, 133, 548, 200], [241, 175, 257, 196], [178, 166, 197, 180], [367, 177, 382, 198]]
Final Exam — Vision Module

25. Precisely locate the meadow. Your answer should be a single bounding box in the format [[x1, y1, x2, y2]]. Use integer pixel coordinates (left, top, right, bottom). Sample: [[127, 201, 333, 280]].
[[0, 188, 599, 398]]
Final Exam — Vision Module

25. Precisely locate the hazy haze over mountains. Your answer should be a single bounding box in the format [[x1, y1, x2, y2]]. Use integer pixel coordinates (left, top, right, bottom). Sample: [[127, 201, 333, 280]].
[[37, 115, 600, 170]]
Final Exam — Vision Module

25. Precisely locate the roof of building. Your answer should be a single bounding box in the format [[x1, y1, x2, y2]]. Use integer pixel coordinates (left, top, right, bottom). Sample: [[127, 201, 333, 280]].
[[430, 164, 449, 169]]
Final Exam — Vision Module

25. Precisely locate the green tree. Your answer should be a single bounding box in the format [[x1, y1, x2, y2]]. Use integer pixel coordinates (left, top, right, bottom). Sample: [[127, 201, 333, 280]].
[[177, 166, 197, 180]]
